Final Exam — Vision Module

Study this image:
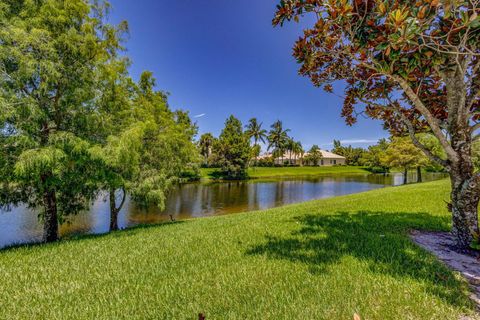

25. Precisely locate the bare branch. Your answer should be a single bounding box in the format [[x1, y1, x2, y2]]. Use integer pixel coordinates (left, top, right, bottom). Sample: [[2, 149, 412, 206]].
[[394, 106, 449, 167], [358, 95, 449, 167], [391, 75, 458, 163]]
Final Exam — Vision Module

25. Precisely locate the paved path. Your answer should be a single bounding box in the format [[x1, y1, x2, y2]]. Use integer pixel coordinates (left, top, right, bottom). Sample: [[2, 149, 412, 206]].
[[411, 230, 480, 318]]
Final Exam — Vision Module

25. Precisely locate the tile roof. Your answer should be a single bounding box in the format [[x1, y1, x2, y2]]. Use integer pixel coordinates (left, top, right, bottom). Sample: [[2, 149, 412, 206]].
[[258, 150, 346, 160]]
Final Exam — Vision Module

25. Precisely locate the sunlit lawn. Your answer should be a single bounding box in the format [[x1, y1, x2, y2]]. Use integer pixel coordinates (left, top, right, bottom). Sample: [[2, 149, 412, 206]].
[[0, 179, 476, 319], [201, 166, 369, 180]]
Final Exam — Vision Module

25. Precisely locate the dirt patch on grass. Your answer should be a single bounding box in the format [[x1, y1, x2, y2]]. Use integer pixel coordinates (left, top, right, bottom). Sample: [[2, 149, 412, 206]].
[[410, 230, 480, 313]]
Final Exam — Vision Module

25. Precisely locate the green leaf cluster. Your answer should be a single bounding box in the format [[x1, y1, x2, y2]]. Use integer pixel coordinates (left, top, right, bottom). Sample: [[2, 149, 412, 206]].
[[212, 115, 252, 180]]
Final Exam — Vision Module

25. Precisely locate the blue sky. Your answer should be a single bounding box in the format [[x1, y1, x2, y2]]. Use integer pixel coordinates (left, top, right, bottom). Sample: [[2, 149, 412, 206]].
[[108, 0, 388, 150]]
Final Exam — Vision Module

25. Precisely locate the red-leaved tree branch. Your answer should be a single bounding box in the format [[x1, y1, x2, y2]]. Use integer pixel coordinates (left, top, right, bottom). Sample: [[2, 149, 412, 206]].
[[274, 0, 480, 248]]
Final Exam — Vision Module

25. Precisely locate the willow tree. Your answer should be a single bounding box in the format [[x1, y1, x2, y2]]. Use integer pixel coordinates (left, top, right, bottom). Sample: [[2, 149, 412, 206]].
[[274, 0, 480, 248], [127, 73, 200, 212], [95, 71, 200, 231], [0, 0, 126, 242], [90, 54, 137, 231]]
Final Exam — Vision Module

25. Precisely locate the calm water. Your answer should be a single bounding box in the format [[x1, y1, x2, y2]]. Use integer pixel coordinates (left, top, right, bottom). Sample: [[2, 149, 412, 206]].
[[0, 172, 446, 248]]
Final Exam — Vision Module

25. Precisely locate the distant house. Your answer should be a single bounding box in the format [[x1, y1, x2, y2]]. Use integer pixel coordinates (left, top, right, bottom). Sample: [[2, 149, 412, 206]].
[[259, 150, 346, 166], [303, 150, 346, 166]]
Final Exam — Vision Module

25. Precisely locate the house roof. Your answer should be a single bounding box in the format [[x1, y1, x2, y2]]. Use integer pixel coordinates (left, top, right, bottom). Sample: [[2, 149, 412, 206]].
[[319, 150, 346, 159], [258, 150, 346, 160]]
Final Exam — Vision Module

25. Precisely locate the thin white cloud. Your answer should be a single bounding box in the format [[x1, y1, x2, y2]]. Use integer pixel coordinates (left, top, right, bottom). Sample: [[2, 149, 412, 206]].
[[339, 139, 379, 144], [193, 113, 206, 118], [323, 139, 380, 146]]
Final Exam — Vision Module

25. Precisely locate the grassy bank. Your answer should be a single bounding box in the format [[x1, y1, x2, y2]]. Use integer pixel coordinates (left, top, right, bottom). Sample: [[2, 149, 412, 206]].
[[201, 166, 369, 180], [0, 180, 475, 319]]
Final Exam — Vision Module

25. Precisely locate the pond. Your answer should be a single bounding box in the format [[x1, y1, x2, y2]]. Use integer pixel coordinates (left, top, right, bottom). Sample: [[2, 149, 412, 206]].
[[0, 172, 447, 248]]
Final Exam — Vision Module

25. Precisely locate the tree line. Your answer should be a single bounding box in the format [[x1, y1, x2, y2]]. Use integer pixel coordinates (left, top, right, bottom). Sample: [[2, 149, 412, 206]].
[[0, 1, 199, 242], [198, 116, 329, 179], [198, 116, 287, 179], [333, 136, 448, 183], [198, 116, 454, 183]]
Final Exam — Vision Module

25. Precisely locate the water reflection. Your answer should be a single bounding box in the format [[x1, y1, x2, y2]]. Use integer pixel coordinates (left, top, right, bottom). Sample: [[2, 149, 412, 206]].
[[0, 172, 446, 248]]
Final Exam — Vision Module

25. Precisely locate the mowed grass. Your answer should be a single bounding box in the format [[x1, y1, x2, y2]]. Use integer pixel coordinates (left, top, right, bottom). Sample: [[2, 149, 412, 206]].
[[201, 166, 369, 179], [0, 180, 477, 319]]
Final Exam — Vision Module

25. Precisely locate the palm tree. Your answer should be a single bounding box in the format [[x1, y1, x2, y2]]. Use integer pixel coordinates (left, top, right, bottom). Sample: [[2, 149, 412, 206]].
[[286, 138, 296, 165], [245, 118, 267, 166], [198, 133, 215, 164], [267, 120, 290, 165], [305, 144, 323, 166], [245, 118, 267, 146], [292, 141, 304, 166]]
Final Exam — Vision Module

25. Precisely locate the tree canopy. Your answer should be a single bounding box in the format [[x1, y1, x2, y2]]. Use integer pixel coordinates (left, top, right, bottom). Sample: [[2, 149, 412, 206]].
[[274, 0, 480, 248], [199, 133, 215, 164], [213, 115, 252, 179], [0, 0, 128, 241], [0, 0, 199, 240], [245, 118, 267, 146], [332, 140, 365, 166], [382, 137, 429, 169], [361, 138, 391, 172], [91, 71, 199, 230], [305, 144, 323, 166], [268, 120, 291, 162]]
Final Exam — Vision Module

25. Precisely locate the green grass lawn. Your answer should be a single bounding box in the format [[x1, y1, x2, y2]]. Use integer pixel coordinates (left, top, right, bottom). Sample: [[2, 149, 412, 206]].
[[201, 166, 369, 180], [0, 180, 476, 319]]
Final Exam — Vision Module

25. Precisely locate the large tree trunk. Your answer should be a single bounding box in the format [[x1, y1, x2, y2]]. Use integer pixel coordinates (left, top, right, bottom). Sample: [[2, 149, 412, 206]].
[[40, 128, 59, 243], [254, 143, 258, 168], [449, 153, 480, 249], [109, 189, 119, 231], [403, 167, 408, 185], [109, 188, 126, 232], [416, 166, 422, 183], [42, 174, 59, 242], [443, 64, 480, 249]]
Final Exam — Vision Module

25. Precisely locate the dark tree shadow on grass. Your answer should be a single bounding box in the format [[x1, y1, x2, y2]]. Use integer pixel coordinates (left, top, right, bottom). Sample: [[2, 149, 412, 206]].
[[246, 211, 473, 308]]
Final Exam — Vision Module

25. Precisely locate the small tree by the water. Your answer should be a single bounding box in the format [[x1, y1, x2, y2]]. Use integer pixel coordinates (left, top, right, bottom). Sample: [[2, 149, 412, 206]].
[[361, 139, 391, 173], [0, 1, 126, 242], [213, 116, 252, 179], [94, 72, 199, 231], [381, 138, 429, 184]]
